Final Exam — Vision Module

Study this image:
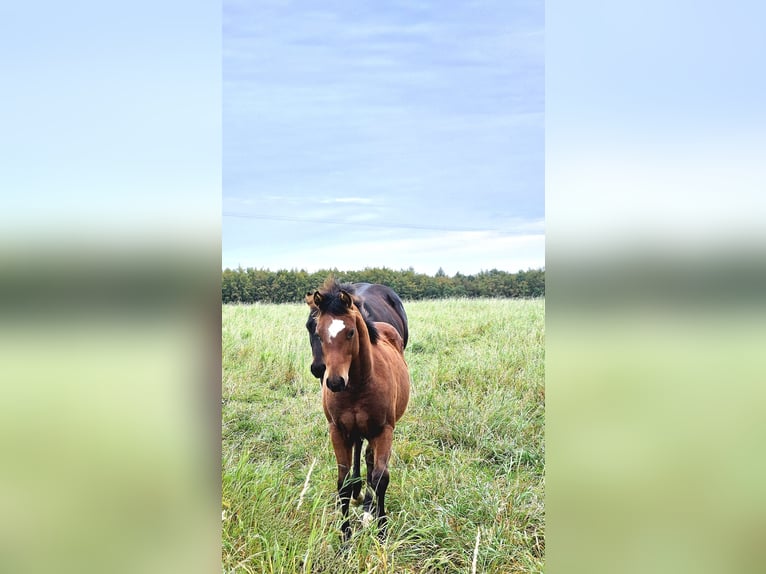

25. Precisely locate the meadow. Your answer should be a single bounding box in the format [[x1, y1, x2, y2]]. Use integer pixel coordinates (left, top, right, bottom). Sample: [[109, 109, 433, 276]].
[[222, 298, 545, 573]]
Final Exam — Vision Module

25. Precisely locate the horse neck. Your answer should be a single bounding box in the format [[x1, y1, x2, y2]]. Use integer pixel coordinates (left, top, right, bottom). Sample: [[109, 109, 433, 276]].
[[350, 311, 374, 383]]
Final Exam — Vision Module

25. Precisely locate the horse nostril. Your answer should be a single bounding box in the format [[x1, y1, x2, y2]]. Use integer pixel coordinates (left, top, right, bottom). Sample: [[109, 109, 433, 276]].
[[326, 375, 346, 392]]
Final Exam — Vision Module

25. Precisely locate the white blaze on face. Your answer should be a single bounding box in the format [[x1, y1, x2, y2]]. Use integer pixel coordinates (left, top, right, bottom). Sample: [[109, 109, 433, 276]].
[[327, 319, 345, 339]]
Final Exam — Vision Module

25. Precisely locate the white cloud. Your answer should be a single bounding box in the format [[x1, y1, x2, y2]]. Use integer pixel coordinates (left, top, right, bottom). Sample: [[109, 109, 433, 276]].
[[223, 230, 544, 275], [318, 197, 375, 205]]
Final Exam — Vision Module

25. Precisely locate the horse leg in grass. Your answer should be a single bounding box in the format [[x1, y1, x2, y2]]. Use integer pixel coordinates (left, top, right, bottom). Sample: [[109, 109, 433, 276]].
[[329, 425, 354, 541], [351, 437, 364, 504], [362, 443, 375, 527], [367, 426, 394, 539]]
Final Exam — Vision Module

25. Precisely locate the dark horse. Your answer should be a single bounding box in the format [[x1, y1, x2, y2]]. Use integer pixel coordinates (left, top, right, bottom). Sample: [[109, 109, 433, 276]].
[[305, 282, 408, 381], [308, 279, 410, 541]]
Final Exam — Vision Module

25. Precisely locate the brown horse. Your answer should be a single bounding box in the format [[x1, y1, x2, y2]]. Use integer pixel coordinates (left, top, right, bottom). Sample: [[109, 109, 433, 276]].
[[309, 279, 410, 541]]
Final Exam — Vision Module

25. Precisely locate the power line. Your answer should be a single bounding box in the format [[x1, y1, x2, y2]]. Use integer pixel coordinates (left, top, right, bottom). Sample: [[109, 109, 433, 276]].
[[223, 212, 486, 232], [222, 212, 539, 234]]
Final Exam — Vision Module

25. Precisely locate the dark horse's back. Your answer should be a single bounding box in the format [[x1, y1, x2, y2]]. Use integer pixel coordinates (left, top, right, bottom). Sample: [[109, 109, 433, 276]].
[[352, 283, 409, 350]]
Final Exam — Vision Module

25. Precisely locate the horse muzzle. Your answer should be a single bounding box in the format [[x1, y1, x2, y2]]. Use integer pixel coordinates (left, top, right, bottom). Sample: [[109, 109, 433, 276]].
[[310, 362, 326, 380], [325, 375, 347, 393]]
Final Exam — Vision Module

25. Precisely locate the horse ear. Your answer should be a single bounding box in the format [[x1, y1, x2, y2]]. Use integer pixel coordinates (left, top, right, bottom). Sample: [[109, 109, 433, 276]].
[[305, 292, 317, 308], [313, 291, 323, 307], [339, 290, 353, 308]]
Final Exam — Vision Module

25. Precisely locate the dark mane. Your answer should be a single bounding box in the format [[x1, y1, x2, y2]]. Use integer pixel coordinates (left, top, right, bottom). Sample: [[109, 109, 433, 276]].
[[316, 278, 379, 344]]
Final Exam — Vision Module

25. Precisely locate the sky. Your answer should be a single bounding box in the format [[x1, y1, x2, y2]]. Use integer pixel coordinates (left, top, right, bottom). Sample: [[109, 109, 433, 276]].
[[222, 0, 544, 275]]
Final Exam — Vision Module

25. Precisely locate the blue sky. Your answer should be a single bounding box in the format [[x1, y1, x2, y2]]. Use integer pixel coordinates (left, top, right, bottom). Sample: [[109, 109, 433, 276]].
[[223, 0, 544, 274]]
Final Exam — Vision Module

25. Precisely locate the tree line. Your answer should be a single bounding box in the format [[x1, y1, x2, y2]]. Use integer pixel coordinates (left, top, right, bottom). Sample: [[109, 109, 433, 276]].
[[222, 266, 544, 303]]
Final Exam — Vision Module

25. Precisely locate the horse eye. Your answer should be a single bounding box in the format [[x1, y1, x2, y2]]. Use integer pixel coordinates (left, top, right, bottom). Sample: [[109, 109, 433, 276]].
[[346, 329, 355, 339]]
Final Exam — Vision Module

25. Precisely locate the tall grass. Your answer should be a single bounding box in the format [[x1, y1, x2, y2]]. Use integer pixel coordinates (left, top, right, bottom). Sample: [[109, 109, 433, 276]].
[[222, 298, 544, 573]]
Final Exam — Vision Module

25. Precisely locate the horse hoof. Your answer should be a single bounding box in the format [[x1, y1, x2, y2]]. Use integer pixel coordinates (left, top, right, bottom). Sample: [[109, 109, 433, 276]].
[[361, 511, 374, 528], [351, 493, 364, 506]]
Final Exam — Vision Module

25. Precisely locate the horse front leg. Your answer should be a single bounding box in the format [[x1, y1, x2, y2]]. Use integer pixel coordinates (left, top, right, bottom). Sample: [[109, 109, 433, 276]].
[[362, 442, 375, 526], [351, 437, 364, 504], [329, 425, 354, 541], [366, 425, 393, 540]]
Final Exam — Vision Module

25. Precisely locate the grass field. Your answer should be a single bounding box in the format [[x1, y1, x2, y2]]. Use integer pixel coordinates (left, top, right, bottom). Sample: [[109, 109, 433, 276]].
[[222, 298, 545, 573]]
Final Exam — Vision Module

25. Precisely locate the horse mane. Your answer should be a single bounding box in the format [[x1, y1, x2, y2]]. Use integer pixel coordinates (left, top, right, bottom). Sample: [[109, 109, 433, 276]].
[[315, 278, 380, 344]]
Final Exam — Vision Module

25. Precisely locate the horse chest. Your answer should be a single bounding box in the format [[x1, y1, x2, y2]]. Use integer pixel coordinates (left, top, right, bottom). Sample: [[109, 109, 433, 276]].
[[327, 400, 385, 439]]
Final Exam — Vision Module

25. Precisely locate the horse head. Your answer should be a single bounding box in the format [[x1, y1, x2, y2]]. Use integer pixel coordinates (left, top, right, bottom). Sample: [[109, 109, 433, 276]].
[[312, 288, 359, 392]]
